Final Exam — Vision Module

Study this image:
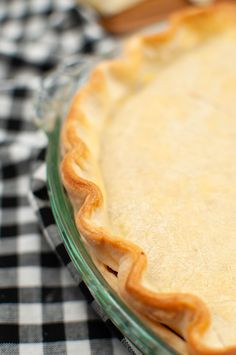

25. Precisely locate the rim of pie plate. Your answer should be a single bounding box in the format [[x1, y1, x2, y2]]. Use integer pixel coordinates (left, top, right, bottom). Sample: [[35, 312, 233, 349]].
[[60, 3, 236, 354]]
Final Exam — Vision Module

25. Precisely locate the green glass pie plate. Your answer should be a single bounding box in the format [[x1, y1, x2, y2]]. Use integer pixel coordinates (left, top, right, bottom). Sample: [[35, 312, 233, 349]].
[[35, 55, 178, 355]]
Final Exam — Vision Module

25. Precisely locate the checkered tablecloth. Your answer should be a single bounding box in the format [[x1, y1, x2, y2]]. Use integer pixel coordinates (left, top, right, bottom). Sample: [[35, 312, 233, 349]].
[[0, 1, 131, 354]]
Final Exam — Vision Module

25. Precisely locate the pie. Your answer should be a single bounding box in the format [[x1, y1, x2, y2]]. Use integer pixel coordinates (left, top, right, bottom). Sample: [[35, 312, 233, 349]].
[[61, 4, 236, 354]]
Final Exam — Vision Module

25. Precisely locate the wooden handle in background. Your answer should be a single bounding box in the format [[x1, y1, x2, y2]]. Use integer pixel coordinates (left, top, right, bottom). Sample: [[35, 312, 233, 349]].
[[100, 0, 233, 34]]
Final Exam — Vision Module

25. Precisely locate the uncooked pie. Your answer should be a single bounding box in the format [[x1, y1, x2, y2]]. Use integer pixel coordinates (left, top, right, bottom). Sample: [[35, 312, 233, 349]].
[[61, 4, 236, 354]]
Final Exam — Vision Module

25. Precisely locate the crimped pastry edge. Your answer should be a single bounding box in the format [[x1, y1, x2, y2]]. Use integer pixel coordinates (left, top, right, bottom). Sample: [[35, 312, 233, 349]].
[[60, 4, 236, 354]]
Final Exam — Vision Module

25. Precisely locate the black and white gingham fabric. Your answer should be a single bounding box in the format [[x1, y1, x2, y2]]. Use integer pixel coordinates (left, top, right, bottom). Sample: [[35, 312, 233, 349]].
[[29, 149, 142, 355], [0, 0, 113, 84], [0, 1, 133, 354]]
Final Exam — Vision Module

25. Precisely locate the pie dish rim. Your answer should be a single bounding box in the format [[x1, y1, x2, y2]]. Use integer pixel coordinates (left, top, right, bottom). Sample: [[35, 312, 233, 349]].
[[60, 4, 236, 354]]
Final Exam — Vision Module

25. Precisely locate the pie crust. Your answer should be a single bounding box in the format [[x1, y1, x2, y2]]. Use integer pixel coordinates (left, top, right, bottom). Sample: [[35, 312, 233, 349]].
[[61, 4, 236, 354]]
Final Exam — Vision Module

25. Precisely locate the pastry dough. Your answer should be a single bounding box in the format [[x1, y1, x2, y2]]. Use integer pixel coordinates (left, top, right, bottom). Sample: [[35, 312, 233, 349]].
[[61, 4, 236, 354]]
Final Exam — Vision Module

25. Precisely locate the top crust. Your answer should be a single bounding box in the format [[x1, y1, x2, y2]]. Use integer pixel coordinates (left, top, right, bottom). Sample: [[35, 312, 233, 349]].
[[61, 4, 236, 354]]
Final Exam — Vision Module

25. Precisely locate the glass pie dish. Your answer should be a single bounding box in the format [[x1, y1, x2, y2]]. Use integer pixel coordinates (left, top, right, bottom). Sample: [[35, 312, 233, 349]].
[[34, 55, 178, 355]]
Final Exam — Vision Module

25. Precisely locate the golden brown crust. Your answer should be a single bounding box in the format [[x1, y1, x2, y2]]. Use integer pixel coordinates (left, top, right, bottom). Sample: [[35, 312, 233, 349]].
[[60, 4, 236, 354]]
